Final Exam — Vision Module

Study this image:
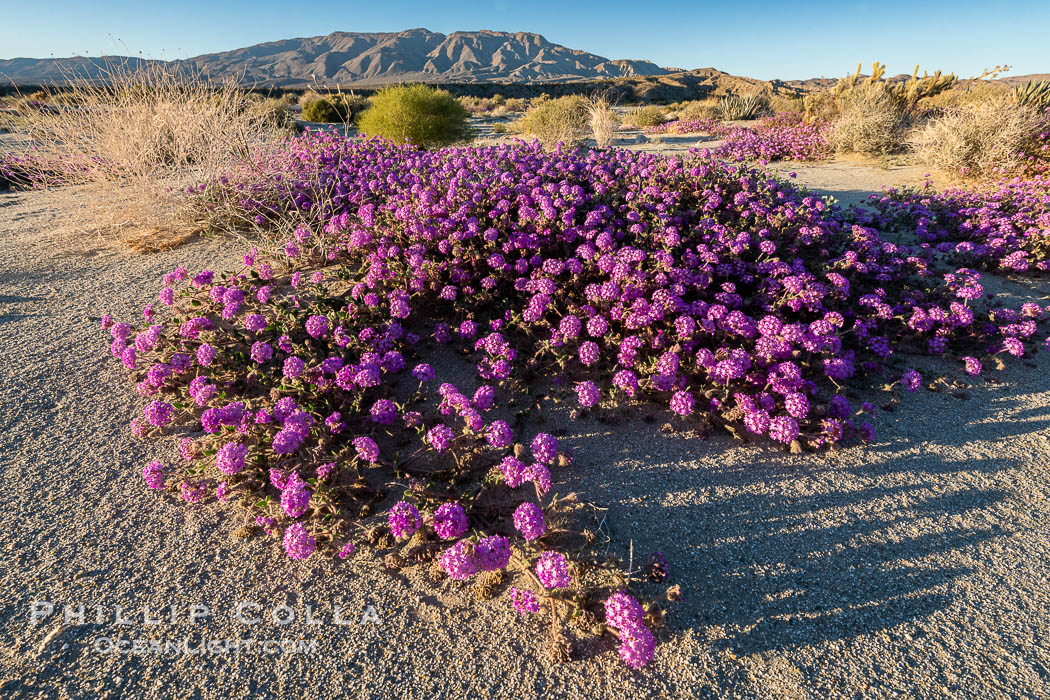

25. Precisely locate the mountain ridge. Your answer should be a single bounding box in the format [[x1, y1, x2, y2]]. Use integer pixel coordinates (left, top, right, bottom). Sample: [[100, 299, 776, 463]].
[[0, 29, 669, 86]]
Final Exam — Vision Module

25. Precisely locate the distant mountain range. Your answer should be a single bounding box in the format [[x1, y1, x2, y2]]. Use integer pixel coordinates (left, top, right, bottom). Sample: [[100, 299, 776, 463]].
[[3, 30, 1044, 91], [0, 29, 669, 86]]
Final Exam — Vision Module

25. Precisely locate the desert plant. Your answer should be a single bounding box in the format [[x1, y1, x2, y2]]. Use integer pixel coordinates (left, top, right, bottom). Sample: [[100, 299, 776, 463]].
[[675, 99, 721, 121], [2, 61, 283, 243], [916, 80, 1012, 112], [458, 96, 496, 115], [828, 86, 910, 156], [769, 93, 804, 115], [512, 95, 590, 147], [585, 94, 618, 147], [301, 96, 346, 123], [245, 95, 298, 132], [806, 62, 959, 124], [910, 96, 1047, 177], [356, 84, 472, 149], [623, 105, 666, 129], [718, 92, 768, 120], [503, 97, 528, 113], [299, 91, 368, 124], [1014, 80, 1050, 112]]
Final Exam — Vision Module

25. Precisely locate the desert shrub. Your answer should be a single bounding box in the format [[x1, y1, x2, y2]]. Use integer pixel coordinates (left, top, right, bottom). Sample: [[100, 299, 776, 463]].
[[301, 96, 345, 123], [503, 97, 528, 113], [801, 91, 841, 123], [807, 62, 958, 124], [769, 94, 804, 115], [1, 61, 283, 242], [459, 96, 496, 115], [491, 122, 510, 134], [828, 86, 910, 156], [674, 99, 721, 121], [624, 105, 666, 129], [916, 81, 1011, 112], [357, 85, 472, 149], [718, 92, 769, 120], [245, 96, 298, 131], [299, 91, 369, 124], [585, 95, 618, 147], [512, 95, 590, 147], [910, 97, 1048, 177]]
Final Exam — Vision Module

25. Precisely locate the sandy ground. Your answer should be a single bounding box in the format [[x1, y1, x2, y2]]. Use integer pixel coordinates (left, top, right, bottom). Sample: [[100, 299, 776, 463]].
[[2, 168, 1050, 699]]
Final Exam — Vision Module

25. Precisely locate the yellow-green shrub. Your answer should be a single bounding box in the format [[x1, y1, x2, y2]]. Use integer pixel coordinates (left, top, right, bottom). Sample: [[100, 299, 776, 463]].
[[512, 95, 590, 147], [357, 84, 472, 149]]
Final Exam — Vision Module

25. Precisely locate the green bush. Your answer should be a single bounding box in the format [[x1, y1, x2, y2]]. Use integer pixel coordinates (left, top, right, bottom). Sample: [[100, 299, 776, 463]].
[[301, 96, 348, 123], [512, 95, 590, 147], [357, 85, 472, 148], [299, 92, 370, 124]]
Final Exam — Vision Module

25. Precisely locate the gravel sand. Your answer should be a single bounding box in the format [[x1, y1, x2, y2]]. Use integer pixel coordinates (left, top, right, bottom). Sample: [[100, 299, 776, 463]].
[[2, 181, 1049, 699]]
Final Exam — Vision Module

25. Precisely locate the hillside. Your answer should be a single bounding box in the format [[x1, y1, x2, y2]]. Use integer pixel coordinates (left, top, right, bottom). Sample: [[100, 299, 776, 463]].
[[0, 29, 668, 86]]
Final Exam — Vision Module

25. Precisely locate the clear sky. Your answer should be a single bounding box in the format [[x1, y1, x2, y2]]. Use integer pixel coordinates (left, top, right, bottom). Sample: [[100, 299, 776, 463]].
[[1, 0, 1047, 80]]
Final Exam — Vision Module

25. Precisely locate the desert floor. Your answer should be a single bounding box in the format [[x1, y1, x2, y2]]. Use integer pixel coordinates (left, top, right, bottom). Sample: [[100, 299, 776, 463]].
[[1, 147, 1049, 699]]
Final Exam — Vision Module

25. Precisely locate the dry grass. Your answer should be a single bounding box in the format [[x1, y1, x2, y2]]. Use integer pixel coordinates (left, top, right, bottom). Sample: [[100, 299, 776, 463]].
[[909, 96, 1046, 177], [586, 94, 618, 147], [768, 93, 805, 115], [3, 61, 287, 247], [828, 87, 910, 156], [669, 99, 720, 121]]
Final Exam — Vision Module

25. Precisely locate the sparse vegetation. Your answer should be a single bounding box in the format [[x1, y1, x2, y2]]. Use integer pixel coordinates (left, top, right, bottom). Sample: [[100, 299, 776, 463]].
[[0, 62, 285, 242], [357, 84, 472, 148]]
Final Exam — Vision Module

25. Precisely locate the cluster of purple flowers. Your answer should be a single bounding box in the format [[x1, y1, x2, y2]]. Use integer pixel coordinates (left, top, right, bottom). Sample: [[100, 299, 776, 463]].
[[604, 591, 656, 668], [869, 176, 1050, 274], [106, 133, 1050, 671], [716, 114, 831, 163], [645, 118, 728, 136]]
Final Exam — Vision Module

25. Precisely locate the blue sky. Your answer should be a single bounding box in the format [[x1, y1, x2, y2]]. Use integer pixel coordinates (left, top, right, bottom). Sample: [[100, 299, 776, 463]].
[[1, 0, 1047, 80]]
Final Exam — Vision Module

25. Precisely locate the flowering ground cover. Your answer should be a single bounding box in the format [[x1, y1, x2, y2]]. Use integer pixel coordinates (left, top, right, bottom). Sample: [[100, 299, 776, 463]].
[[103, 134, 1049, 668], [715, 114, 831, 163], [867, 176, 1050, 273], [646, 114, 830, 163], [645, 118, 727, 136]]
